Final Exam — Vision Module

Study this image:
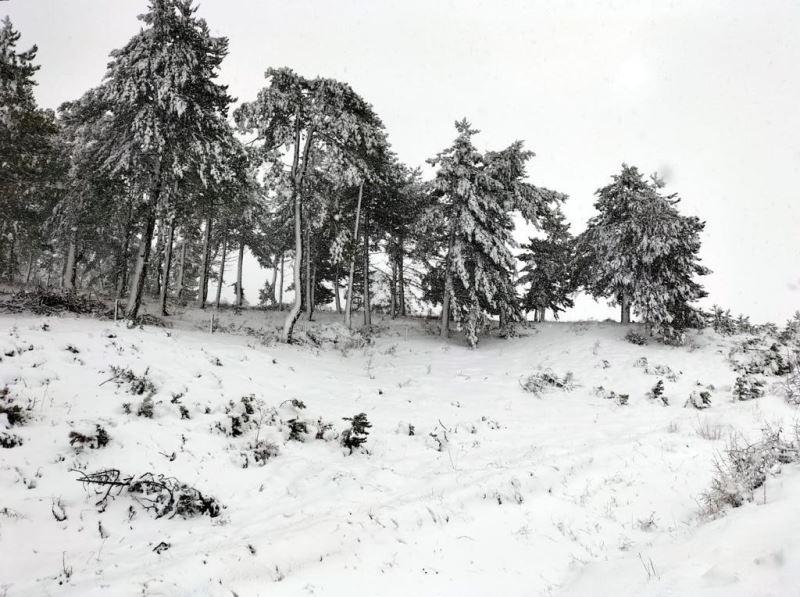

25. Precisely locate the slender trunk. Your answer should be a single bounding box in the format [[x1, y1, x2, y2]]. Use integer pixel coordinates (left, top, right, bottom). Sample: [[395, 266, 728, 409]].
[[176, 240, 186, 300], [7, 233, 16, 283], [215, 235, 227, 310], [305, 217, 313, 320], [278, 252, 284, 310], [621, 292, 631, 324], [398, 235, 406, 317], [390, 248, 397, 319], [310, 263, 317, 319], [344, 181, 364, 329], [159, 219, 175, 316], [236, 241, 245, 307], [440, 225, 457, 337], [197, 217, 212, 309], [281, 123, 314, 343], [62, 232, 77, 290], [24, 250, 35, 284], [333, 263, 342, 314], [153, 220, 164, 297], [282, 186, 304, 341], [499, 309, 505, 329], [539, 306, 546, 322], [269, 254, 278, 306], [125, 175, 161, 321], [363, 209, 371, 329]]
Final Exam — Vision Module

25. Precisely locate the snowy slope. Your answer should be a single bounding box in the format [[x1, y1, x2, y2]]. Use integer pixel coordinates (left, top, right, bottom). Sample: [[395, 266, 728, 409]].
[[0, 310, 798, 596]]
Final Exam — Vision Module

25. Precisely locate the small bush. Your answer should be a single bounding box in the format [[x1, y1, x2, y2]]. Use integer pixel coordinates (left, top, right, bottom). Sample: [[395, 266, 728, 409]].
[[137, 396, 155, 418], [685, 390, 712, 410], [106, 366, 156, 397], [702, 427, 798, 515], [341, 413, 372, 453], [625, 330, 648, 346], [0, 431, 23, 448], [241, 440, 279, 468], [593, 386, 629, 406], [287, 418, 308, 442], [648, 380, 668, 406], [733, 374, 765, 401], [520, 370, 575, 396], [69, 425, 110, 450]]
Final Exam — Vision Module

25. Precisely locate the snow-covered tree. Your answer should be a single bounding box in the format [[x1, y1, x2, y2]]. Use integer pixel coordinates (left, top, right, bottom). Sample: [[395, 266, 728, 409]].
[[99, 0, 233, 320], [424, 119, 564, 347], [0, 17, 60, 283], [518, 206, 575, 321], [577, 164, 709, 339], [235, 67, 387, 342]]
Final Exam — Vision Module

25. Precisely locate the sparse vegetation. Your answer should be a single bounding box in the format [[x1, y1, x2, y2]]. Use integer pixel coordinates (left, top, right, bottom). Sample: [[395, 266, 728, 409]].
[[520, 370, 575, 396]]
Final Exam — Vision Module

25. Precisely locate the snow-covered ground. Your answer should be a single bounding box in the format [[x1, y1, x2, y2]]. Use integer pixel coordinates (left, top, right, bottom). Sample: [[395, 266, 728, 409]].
[[1, 308, 798, 596]]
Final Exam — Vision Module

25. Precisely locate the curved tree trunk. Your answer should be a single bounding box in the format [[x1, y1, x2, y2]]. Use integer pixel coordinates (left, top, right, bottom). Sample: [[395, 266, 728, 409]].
[[282, 187, 304, 341], [125, 183, 160, 322]]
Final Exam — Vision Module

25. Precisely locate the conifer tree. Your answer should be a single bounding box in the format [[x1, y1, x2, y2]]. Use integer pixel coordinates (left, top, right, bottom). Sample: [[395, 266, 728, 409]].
[[518, 206, 575, 320], [98, 0, 233, 320], [235, 67, 387, 342], [424, 119, 563, 347], [0, 17, 60, 282], [578, 164, 709, 339]]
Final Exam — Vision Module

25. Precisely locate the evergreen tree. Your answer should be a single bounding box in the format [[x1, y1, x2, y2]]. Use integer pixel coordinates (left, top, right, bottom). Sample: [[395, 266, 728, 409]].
[[99, 0, 233, 320], [518, 206, 575, 320], [577, 164, 709, 339], [0, 17, 61, 282], [235, 67, 387, 342], [424, 119, 563, 347]]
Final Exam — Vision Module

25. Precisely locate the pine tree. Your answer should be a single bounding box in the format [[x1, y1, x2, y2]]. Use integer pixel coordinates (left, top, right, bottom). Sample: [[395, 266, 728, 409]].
[[98, 0, 233, 320], [577, 164, 709, 339], [235, 67, 387, 342], [518, 206, 575, 320], [0, 17, 60, 283], [425, 119, 563, 347]]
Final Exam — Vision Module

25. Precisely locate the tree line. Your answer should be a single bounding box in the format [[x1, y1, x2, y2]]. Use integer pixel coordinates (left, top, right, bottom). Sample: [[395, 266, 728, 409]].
[[0, 1, 709, 347]]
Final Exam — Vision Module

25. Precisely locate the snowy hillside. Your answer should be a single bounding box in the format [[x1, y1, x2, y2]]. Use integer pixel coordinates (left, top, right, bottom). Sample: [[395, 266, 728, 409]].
[[1, 309, 799, 596]]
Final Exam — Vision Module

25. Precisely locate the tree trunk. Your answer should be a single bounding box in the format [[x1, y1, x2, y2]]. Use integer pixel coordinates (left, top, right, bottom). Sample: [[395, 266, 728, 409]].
[[278, 252, 284, 310], [620, 293, 631, 324], [125, 179, 160, 322], [215, 235, 227, 310], [390, 253, 397, 319], [539, 306, 546, 322], [159, 219, 175, 316], [62, 231, 77, 290], [176, 240, 186, 301], [305, 216, 313, 320], [398, 235, 406, 317], [310, 263, 317, 320], [363, 209, 371, 329], [268, 254, 278, 306], [7, 233, 16, 283], [280, 124, 314, 343], [344, 181, 363, 329], [24, 250, 35, 284], [440, 225, 457, 338], [236, 241, 245, 307], [282, 186, 304, 341], [153, 220, 165, 298], [333, 263, 342, 314], [197, 217, 212, 309]]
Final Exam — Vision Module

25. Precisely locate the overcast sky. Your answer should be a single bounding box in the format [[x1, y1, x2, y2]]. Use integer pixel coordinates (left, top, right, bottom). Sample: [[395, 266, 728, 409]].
[[5, 0, 800, 321]]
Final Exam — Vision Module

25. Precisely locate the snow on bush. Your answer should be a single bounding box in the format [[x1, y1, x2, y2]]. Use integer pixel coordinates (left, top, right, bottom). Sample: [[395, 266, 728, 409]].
[[520, 370, 575, 396], [625, 329, 648, 346], [733, 374, 765, 401], [75, 469, 222, 519], [703, 426, 799, 515], [68, 424, 110, 451]]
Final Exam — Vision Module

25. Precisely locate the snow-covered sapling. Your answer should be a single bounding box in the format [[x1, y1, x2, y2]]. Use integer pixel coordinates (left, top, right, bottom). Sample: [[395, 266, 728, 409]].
[[341, 413, 372, 453], [625, 330, 648, 346], [69, 425, 110, 450], [733, 374, 765, 401], [648, 379, 668, 405]]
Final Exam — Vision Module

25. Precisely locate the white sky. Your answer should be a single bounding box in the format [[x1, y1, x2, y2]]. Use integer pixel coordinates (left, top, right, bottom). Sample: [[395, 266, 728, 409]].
[[5, 0, 800, 322]]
